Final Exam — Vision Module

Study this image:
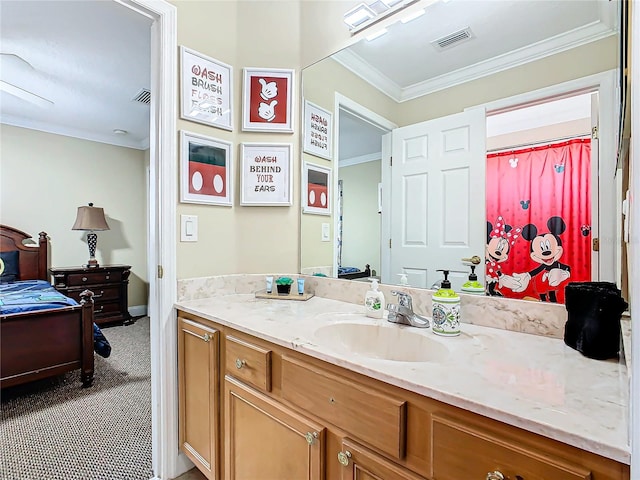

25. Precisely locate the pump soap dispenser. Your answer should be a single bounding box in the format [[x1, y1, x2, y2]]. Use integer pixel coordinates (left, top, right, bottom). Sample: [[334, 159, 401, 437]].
[[461, 265, 485, 295], [432, 270, 460, 336], [364, 279, 386, 319]]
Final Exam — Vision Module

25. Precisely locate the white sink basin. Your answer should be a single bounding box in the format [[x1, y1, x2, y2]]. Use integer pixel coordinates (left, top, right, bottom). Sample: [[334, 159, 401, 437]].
[[313, 322, 449, 363]]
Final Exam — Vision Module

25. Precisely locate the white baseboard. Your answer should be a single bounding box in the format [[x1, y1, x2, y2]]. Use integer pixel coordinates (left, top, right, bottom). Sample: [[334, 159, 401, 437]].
[[129, 304, 148, 318]]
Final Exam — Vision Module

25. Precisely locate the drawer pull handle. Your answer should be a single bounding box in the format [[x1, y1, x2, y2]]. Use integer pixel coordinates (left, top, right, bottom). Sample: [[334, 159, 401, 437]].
[[93, 291, 104, 298], [95, 306, 104, 313], [82, 277, 88, 282], [202, 333, 211, 343], [235, 359, 246, 369], [337, 450, 351, 467], [106, 275, 110, 280], [304, 431, 318, 445], [486, 472, 505, 480]]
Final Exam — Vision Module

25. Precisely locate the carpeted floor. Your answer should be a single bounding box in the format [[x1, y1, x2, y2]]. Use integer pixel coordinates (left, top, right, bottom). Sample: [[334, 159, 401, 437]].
[[0, 317, 152, 480]]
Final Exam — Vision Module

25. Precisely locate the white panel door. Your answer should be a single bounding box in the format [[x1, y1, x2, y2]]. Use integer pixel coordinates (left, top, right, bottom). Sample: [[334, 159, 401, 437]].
[[388, 108, 486, 291]]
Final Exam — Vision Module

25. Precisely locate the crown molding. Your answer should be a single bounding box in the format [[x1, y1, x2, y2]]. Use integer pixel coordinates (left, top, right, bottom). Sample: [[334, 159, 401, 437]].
[[340, 152, 382, 167], [334, 20, 617, 103], [1, 116, 149, 150]]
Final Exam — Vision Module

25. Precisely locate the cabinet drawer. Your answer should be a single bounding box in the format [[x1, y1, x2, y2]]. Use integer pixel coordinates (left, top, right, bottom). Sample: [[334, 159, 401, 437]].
[[282, 356, 406, 459], [432, 414, 591, 480], [93, 301, 121, 317], [66, 285, 120, 303], [67, 271, 121, 286], [225, 335, 272, 392]]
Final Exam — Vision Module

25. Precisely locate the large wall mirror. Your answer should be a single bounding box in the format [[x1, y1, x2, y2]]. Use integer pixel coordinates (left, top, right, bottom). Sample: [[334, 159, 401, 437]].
[[300, 0, 623, 304]]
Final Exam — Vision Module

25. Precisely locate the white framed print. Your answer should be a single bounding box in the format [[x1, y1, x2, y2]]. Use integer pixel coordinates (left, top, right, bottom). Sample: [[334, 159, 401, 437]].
[[180, 46, 233, 131], [240, 143, 293, 206], [180, 130, 233, 206], [242, 67, 294, 133], [303, 100, 333, 160], [302, 163, 332, 215]]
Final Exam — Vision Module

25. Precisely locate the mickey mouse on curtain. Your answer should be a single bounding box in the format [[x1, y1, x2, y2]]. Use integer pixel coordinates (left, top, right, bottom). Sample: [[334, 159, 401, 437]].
[[510, 216, 571, 302], [485, 216, 522, 297]]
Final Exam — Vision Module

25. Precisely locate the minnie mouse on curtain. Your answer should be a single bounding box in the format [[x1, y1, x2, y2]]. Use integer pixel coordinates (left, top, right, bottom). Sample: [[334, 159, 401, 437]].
[[485, 138, 592, 303]]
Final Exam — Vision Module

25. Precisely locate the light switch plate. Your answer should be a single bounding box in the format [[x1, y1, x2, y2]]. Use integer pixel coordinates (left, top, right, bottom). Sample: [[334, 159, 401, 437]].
[[181, 214, 198, 242], [321, 223, 330, 242]]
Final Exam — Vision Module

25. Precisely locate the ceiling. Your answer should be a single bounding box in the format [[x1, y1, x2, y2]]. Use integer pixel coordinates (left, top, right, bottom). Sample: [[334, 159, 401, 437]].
[[0, 0, 152, 150], [0, 0, 617, 154], [335, 0, 618, 163]]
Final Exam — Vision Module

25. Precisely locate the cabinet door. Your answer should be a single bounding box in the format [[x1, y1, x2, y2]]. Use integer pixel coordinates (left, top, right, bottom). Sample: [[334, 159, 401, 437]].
[[337, 438, 426, 480], [178, 317, 220, 480], [225, 376, 325, 480]]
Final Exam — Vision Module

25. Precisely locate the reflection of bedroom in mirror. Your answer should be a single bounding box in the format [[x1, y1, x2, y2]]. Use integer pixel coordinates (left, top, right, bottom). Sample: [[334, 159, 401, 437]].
[[299, 0, 623, 303]]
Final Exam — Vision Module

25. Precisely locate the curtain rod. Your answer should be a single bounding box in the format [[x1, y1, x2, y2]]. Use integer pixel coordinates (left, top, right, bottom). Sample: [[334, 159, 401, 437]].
[[487, 133, 591, 154]]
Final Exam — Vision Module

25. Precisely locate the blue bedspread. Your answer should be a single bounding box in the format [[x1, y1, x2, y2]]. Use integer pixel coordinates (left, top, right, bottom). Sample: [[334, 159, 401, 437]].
[[0, 280, 111, 358]]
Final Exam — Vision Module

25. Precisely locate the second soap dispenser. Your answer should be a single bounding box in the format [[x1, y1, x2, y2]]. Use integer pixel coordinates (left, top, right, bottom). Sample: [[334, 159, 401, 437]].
[[432, 270, 461, 336], [364, 278, 386, 319]]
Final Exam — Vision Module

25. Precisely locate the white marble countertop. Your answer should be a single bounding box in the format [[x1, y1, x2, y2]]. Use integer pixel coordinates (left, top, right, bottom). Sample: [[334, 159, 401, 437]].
[[176, 293, 630, 464]]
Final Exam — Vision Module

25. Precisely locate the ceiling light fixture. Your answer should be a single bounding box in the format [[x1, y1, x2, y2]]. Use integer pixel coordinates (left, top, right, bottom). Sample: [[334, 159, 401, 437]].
[[379, 0, 404, 7], [343, 3, 376, 29], [113, 129, 128, 135], [366, 28, 388, 41], [400, 8, 425, 23]]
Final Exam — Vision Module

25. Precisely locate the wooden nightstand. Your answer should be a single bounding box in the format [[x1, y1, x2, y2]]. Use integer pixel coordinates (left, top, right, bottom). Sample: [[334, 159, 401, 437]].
[[50, 265, 132, 326]]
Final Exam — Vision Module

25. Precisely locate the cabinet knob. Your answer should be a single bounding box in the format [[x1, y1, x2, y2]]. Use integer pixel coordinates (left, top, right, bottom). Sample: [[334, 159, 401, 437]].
[[235, 358, 246, 369], [486, 471, 505, 480], [337, 450, 351, 467], [82, 277, 88, 282], [203, 333, 211, 343], [304, 431, 318, 445]]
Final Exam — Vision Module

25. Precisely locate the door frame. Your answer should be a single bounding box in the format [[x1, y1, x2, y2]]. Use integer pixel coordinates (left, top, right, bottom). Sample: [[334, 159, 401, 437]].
[[468, 69, 619, 285], [333, 93, 397, 279], [114, 1, 182, 479]]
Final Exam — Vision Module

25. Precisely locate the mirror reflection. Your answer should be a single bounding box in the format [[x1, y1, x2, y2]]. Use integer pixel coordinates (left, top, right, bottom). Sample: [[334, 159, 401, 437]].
[[300, 0, 622, 303]]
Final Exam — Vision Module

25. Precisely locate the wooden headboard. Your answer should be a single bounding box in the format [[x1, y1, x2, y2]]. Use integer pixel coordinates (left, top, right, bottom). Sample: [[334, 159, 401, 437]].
[[0, 225, 49, 281]]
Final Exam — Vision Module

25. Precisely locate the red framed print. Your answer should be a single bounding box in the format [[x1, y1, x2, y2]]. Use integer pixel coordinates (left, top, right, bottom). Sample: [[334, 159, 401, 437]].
[[180, 46, 233, 131], [302, 163, 331, 215], [180, 130, 233, 206], [242, 67, 294, 133], [240, 143, 293, 206]]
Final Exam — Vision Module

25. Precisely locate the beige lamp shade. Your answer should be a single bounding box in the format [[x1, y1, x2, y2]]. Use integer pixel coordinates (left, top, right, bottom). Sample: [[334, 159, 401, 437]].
[[72, 203, 110, 231]]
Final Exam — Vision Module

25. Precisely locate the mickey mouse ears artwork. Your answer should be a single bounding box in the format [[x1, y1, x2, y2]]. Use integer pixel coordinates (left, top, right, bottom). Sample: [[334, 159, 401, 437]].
[[242, 67, 295, 133]]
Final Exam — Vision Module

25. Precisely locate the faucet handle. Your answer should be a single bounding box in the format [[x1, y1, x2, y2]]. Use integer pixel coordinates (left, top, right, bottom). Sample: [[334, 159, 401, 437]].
[[391, 290, 412, 308]]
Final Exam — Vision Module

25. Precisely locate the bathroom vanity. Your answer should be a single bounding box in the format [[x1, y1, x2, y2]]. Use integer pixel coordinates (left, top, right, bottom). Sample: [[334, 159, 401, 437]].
[[175, 281, 630, 480]]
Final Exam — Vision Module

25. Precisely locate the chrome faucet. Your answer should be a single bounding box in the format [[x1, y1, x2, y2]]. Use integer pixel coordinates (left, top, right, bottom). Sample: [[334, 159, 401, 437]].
[[387, 291, 430, 328]]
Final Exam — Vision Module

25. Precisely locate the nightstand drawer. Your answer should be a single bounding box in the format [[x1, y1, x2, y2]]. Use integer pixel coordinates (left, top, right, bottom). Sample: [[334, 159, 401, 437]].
[[67, 271, 122, 286], [65, 285, 121, 303], [225, 335, 272, 392], [93, 301, 123, 318]]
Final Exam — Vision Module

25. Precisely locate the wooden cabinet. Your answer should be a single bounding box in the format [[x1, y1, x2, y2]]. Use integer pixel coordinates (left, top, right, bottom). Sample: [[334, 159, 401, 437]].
[[177, 311, 630, 480], [178, 317, 220, 480], [336, 438, 425, 480], [224, 376, 325, 480], [50, 265, 131, 325]]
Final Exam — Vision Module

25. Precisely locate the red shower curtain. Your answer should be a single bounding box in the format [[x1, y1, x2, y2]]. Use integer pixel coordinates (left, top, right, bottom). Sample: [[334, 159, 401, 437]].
[[485, 138, 591, 303]]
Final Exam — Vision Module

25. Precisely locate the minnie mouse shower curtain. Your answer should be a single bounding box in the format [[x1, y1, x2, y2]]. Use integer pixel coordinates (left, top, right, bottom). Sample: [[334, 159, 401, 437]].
[[485, 138, 591, 303]]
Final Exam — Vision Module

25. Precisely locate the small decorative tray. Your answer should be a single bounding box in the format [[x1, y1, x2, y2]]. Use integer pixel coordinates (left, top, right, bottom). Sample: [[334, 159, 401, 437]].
[[255, 290, 315, 301]]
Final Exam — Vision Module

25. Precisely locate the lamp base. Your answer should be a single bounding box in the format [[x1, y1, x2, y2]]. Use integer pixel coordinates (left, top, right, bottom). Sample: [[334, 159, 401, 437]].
[[86, 258, 100, 268]]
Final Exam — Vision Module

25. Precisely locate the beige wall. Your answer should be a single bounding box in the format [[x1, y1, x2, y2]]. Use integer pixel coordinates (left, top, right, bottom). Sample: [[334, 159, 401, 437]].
[[339, 160, 381, 275], [0, 125, 148, 308], [172, 0, 302, 279]]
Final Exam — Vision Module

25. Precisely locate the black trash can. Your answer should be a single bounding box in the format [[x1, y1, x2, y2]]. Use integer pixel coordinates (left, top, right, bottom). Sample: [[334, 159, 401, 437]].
[[564, 282, 628, 360]]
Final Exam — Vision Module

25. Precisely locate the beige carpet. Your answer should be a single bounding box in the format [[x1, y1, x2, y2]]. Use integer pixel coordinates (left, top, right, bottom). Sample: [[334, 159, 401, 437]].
[[0, 317, 152, 480]]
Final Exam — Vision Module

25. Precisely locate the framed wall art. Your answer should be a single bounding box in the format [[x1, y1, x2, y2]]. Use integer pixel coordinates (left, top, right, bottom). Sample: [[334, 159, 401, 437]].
[[303, 99, 333, 160], [242, 67, 294, 133], [180, 46, 233, 131], [302, 162, 332, 215], [180, 130, 233, 206], [240, 143, 293, 206]]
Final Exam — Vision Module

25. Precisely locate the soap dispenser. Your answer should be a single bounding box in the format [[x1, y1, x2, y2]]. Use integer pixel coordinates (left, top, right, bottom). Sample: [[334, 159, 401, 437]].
[[432, 270, 460, 336], [461, 265, 485, 295], [364, 279, 386, 319]]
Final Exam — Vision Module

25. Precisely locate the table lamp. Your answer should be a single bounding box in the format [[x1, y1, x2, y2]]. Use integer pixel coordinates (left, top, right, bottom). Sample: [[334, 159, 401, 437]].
[[72, 203, 110, 268]]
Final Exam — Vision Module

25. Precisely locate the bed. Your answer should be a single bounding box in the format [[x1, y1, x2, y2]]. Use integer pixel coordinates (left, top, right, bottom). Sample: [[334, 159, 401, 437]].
[[338, 264, 371, 280], [1, 225, 97, 389]]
